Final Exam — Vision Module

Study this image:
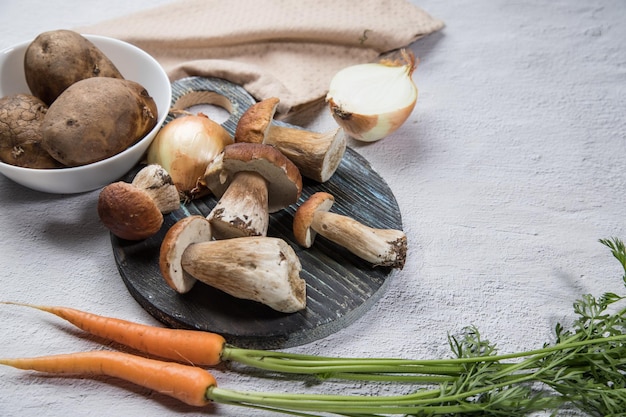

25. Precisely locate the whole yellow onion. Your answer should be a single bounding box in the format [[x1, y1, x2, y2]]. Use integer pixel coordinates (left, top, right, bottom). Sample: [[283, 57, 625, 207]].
[[146, 113, 233, 200]]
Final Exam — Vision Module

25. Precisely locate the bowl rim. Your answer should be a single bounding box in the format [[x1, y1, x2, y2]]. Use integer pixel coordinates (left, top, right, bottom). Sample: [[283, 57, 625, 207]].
[[0, 33, 172, 175]]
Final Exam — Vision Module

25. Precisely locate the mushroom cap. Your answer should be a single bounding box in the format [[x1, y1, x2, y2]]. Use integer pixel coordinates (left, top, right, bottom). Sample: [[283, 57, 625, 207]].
[[204, 142, 302, 213], [97, 182, 163, 241], [234, 97, 280, 144], [293, 191, 335, 247], [159, 215, 213, 293]]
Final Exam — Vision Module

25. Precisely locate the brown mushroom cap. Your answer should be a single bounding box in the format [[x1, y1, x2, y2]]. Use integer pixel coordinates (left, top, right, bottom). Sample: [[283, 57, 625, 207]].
[[205, 142, 302, 213], [292, 191, 335, 247], [234, 97, 279, 144], [159, 215, 212, 293], [97, 182, 164, 241]]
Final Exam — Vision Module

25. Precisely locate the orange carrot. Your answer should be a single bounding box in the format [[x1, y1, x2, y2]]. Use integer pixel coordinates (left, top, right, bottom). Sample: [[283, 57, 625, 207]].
[[0, 350, 216, 407], [2, 302, 225, 366]]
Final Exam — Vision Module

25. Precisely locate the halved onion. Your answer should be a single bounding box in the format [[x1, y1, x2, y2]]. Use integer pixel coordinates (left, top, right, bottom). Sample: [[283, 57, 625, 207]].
[[326, 50, 418, 142]]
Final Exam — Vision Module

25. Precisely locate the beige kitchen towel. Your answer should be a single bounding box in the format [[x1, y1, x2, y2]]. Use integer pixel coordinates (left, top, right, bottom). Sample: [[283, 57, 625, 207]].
[[79, 0, 444, 115]]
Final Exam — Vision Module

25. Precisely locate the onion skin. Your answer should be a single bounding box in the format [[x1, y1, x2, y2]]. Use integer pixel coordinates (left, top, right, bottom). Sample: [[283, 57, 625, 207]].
[[327, 49, 418, 142], [146, 113, 233, 200], [328, 99, 416, 143]]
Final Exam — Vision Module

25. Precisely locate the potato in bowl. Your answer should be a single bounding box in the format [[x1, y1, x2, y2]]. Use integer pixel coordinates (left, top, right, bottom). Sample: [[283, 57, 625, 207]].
[[0, 31, 171, 194]]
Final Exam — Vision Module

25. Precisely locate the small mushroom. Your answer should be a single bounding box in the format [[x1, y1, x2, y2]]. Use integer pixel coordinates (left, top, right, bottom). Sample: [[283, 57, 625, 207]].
[[293, 192, 407, 269], [204, 142, 302, 239], [235, 97, 346, 183], [97, 164, 180, 240], [160, 215, 306, 313]]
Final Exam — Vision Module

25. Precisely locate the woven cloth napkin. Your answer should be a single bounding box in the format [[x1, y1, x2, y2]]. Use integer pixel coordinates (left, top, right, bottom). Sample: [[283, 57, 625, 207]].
[[79, 0, 444, 116]]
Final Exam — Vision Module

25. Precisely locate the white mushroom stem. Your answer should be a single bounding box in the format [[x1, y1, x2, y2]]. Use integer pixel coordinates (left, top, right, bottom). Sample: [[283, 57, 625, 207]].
[[311, 211, 407, 269], [266, 126, 346, 183], [181, 237, 306, 313], [207, 171, 269, 239], [131, 164, 180, 214]]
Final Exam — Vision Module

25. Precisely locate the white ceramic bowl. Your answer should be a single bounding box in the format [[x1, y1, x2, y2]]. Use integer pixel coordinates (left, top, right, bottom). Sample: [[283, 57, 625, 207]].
[[0, 34, 171, 193]]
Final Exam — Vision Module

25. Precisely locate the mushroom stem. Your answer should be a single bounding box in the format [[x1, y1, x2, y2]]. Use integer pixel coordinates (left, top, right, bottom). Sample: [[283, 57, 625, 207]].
[[311, 211, 407, 269], [207, 171, 269, 239], [266, 126, 346, 183], [181, 237, 305, 313], [131, 164, 180, 214]]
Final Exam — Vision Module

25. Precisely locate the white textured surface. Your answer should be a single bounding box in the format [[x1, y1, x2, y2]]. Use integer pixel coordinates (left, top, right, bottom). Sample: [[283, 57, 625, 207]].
[[1, 1, 625, 416]]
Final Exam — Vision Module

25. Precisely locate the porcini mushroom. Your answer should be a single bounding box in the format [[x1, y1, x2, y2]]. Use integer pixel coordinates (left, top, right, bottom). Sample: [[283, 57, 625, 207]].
[[160, 215, 306, 313], [234, 97, 346, 183], [293, 192, 407, 269], [97, 164, 180, 240], [204, 142, 302, 239]]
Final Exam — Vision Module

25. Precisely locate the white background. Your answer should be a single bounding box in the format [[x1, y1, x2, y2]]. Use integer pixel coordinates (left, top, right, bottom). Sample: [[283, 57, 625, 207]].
[[1, 1, 625, 416]]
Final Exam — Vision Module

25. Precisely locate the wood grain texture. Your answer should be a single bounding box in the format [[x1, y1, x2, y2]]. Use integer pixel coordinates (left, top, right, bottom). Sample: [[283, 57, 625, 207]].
[[112, 77, 403, 349]]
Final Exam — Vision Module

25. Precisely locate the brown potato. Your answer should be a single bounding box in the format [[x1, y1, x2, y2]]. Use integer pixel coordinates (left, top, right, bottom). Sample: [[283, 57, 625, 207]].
[[24, 29, 124, 105], [41, 77, 158, 167], [0, 94, 63, 168]]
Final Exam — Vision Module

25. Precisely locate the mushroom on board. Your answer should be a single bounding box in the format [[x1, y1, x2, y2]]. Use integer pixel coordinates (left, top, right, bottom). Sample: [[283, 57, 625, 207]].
[[160, 215, 306, 313], [293, 192, 407, 269], [97, 164, 180, 241], [234, 97, 346, 183], [204, 142, 302, 240]]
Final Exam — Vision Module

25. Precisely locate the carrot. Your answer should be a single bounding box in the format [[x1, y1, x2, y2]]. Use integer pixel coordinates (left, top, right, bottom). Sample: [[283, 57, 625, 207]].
[[2, 302, 225, 366], [0, 350, 216, 407]]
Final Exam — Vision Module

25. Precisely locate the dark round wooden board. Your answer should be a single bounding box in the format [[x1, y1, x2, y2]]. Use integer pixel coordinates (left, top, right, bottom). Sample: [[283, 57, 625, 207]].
[[111, 77, 404, 349]]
